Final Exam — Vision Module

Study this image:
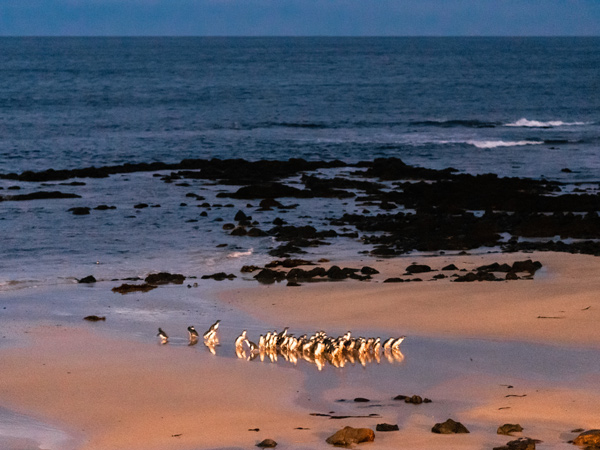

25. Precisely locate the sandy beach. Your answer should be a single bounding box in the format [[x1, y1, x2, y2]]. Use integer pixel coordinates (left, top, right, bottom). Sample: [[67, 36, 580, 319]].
[[1, 251, 599, 449]]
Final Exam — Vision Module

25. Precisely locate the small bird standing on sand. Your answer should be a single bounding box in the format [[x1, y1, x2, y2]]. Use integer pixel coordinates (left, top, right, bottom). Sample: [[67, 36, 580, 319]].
[[188, 325, 199, 344], [235, 330, 247, 350], [157, 328, 169, 344], [203, 320, 221, 343], [383, 337, 395, 351], [391, 336, 405, 351]]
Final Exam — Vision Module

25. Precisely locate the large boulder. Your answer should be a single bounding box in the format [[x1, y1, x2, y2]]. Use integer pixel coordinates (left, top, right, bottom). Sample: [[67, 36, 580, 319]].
[[573, 429, 600, 447], [497, 423, 524, 436], [431, 418, 469, 434], [326, 426, 375, 446]]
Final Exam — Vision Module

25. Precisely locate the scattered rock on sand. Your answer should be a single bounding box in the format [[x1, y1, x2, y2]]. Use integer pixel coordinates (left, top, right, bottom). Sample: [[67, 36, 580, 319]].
[[78, 275, 97, 283], [201, 272, 237, 281], [83, 315, 106, 321], [326, 426, 375, 446], [393, 394, 432, 404], [497, 423, 524, 435], [256, 438, 277, 448], [144, 272, 185, 285], [405, 264, 432, 274], [573, 429, 600, 447], [431, 418, 470, 434], [493, 437, 540, 450], [111, 283, 157, 294], [376, 423, 399, 431]]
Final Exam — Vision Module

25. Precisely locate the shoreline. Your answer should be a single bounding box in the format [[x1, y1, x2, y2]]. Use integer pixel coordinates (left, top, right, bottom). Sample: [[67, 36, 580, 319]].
[[0, 251, 599, 449]]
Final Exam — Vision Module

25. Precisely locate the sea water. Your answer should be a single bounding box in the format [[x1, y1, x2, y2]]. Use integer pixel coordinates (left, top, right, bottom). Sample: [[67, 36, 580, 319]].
[[1, 37, 599, 288]]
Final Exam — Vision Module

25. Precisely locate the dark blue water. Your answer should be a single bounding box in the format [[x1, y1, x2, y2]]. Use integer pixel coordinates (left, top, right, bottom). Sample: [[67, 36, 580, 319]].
[[1, 37, 599, 176], [1, 37, 599, 288]]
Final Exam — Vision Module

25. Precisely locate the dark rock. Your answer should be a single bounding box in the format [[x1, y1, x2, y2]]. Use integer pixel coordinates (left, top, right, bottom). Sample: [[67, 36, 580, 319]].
[[259, 198, 284, 210], [256, 438, 277, 448], [272, 217, 286, 226], [247, 227, 268, 237], [222, 223, 236, 230], [506, 271, 519, 280], [405, 264, 432, 274], [431, 418, 470, 434], [254, 268, 287, 284], [230, 227, 247, 236], [287, 280, 301, 287], [493, 437, 539, 450], [266, 259, 314, 268], [393, 394, 431, 403], [200, 211, 208, 217], [433, 273, 446, 279], [360, 266, 379, 275], [234, 210, 249, 221], [325, 426, 375, 446], [405, 395, 423, 404], [111, 283, 157, 294], [478, 262, 513, 272], [573, 430, 600, 447], [83, 315, 106, 321], [454, 271, 501, 282], [145, 272, 185, 285], [68, 207, 91, 215], [78, 275, 97, 283], [497, 423, 524, 436], [512, 260, 542, 274], [94, 204, 116, 210], [240, 265, 262, 273], [376, 423, 399, 432], [201, 272, 236, 281], [383, 278, 404, 283], [2, 191, 81, 201], [442, 264, 459, 271], [268, 242, 305, 258], [225, 182, 312, 199], [354, 397, 370, 402], [134, 203, 148, 209]]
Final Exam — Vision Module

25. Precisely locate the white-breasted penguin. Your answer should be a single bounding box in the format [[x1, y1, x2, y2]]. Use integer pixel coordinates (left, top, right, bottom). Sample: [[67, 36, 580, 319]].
[[157, 328, 169, 344]]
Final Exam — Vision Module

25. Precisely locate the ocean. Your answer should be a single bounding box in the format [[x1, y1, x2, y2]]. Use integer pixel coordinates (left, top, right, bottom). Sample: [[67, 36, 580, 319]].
[[1, 37, 599, 289]]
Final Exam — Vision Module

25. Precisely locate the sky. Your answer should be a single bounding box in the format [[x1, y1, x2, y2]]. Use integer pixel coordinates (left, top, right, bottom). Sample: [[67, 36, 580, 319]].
[[0, 0, 599, 36]]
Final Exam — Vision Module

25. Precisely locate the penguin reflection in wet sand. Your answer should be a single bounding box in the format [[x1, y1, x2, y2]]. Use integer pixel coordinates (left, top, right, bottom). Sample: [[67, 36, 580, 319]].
[[187, 326, 199, 345], [157, 328, 169, 344]]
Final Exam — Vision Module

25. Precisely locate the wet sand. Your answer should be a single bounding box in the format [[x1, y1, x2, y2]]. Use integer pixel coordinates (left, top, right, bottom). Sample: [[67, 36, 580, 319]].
[[0, 251, 599, 449]]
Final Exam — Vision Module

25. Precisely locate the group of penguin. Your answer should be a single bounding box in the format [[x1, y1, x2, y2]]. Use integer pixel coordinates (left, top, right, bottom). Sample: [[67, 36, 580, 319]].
[[157, 320, 220, 346], [157, 322, 406, 368]]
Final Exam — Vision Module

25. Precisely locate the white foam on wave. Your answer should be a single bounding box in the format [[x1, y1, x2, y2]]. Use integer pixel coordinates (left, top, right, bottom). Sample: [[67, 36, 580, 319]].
[[505, 118, 587, 128], [227, 248, 254, 258], [466, 140, 543, 149]]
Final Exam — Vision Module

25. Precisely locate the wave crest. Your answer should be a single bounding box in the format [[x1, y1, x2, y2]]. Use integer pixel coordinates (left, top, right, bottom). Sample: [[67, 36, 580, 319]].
[[505, 118, 586, 128], [466, 140, 543, 149]]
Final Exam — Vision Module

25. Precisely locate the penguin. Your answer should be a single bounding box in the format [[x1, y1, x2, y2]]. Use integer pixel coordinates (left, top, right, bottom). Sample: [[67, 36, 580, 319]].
[[157, 328, 169, 344]]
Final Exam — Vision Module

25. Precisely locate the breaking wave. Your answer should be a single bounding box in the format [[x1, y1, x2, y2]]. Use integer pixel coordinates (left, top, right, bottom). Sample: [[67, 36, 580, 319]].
[[466, 140, 544, 149], [505, 118, 587, 128]]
